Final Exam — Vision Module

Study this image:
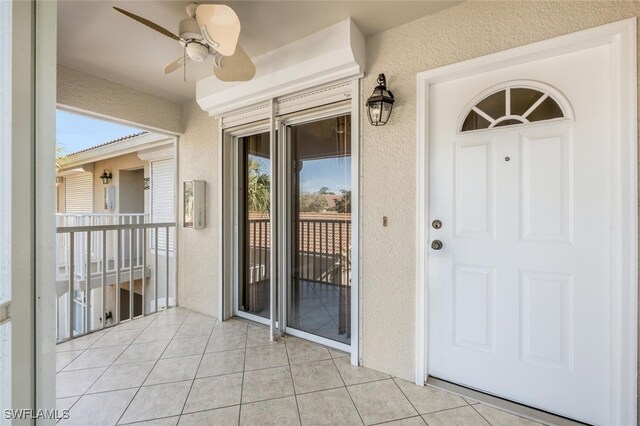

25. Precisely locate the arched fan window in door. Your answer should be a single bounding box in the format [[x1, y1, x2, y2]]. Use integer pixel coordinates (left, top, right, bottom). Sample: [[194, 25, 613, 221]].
[[460, 85, 567, 132]]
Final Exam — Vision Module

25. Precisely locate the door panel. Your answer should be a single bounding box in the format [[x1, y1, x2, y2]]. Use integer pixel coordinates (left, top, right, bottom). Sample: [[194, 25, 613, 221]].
[[237, 132, 272, 321], [428, 44, 610, 424], [287, 115, 351, 345]]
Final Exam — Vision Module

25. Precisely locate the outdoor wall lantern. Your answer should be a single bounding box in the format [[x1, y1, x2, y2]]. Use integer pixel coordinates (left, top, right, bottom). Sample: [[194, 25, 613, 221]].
[[99, 169, 113, 185], [366, 73, 395, 126]]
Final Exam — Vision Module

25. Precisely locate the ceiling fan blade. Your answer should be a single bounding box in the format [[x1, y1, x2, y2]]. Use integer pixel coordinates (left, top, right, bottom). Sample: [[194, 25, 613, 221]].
[[196, 4, 240, 57], [213, 45, 256, 82], [164, 56, 188, 75], [113, 7, 181, 42]]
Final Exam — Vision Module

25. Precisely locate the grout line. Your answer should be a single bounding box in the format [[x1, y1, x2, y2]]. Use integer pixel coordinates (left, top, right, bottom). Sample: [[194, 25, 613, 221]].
[[389, 377, 420, 418], [469, 403, 494, 426], [331, 355, 365, 425], [177, 313, 217, 420], [114, 308, 188, 425], [237, 321, 250, 426], [370, 414, 426, 426], [284, 333, 304, 426]]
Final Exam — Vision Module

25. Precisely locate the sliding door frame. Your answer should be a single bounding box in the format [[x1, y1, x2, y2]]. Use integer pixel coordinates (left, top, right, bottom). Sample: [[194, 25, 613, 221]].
[[277, 104, 353, 354], [222, 78, 361, 365]]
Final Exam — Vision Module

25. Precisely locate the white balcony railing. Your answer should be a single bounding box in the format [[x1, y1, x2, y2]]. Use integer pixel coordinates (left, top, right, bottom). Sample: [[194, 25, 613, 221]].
[[55, 214, 176, 341]]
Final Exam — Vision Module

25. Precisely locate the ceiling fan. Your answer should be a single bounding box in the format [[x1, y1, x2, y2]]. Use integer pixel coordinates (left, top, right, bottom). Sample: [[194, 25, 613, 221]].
[[113, 3, 256, 82]]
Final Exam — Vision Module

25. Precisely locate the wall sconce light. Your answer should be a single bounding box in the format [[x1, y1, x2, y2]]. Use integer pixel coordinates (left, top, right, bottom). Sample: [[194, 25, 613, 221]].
[[99, 169, 113, 185], [366, 73, 395, 126]]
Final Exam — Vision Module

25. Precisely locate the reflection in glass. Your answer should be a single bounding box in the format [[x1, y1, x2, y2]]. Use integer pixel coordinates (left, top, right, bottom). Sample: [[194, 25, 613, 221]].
[[238, 132, 271, 319], [288, 115, 351, 345]]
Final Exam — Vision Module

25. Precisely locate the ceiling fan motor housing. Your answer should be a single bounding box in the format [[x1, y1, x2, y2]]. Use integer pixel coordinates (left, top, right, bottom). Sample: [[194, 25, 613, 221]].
[[186, 42, 209, 62], [179, 18, 202, 40]]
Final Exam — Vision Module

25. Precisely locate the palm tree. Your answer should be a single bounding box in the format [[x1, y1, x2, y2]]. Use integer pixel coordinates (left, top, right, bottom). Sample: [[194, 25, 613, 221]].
[[247, 157, 270, 214]]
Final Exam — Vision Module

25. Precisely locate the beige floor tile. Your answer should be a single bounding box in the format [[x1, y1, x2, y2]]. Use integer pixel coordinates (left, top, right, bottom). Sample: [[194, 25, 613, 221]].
[[59, 388, 137, 425], [110, 315, 157, 331], [63, 345, 127, 371], [329, 348, 350, 359], [56, 350, 84, 372], [197, 349, 245, 378], [286, 341, 331, 365], [178, 406, 239, 425], [213, 319, 249, 335], [206, 332, 247, 353], [174, 322, 214, 339], [91, 329, 142, 348], [56, 396, 79, 413], [183, 373, 243, 413], [334, 356, 390, 385], [240, 396, 300, 426], [121, 416, 179, 425], [347, 379, 417, 425], [290, 359, 344, 394], [242, 366, 294, 403], [144, 354, 201, 385], [421, 406, 490, 426], [182, 311, 217, 325], [134, 325, 180, 343], [87, 361, 156, 393], [56, 331, 106, 352], [114, 341, 170, 365], [464, 397, 480, 405], [161, 336, 208, 359], [245, 328, 275, 348], [381, 417, 426, 425], [56, 367, 107, 398], [472, 404, 542, 425], [244, 344, 288, 371], [119, 381, 192, 424], [394, 379, 467, 415], [296, 387, 362, 425]]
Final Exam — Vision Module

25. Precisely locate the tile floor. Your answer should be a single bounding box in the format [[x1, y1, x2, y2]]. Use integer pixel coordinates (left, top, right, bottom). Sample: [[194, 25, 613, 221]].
[[55, 307, 543, 425]]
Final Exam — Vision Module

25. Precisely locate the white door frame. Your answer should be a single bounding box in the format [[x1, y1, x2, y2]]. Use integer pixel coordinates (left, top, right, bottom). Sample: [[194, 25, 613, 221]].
[[415, 18, 637, 424]]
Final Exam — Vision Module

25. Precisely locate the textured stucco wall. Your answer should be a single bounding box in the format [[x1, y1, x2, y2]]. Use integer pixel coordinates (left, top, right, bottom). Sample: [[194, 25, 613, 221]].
[[176, 101, 220, 317], [57, 64, 184, 135], [361, 1, 640, 381]]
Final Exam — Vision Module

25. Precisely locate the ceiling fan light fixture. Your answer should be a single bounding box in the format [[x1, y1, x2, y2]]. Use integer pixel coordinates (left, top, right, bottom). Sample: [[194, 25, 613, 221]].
[[186, 42, 208, 62]]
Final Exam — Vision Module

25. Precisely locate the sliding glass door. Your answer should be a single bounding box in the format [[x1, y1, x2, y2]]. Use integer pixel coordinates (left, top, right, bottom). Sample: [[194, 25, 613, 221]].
[[287, 115, 351, 345], [232, 109, 353, 349]]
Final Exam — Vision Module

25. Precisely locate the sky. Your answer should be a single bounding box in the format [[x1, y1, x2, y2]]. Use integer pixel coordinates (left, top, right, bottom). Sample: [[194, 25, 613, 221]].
[[56, 110, 142, 156]]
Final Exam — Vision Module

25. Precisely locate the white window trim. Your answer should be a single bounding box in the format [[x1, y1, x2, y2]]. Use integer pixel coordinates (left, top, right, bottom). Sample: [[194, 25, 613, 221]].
[[415, 18, 637, 425]]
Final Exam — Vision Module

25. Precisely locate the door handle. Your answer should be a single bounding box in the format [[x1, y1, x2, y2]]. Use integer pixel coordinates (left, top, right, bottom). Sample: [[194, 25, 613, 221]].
[[431, 240, 443, 250]]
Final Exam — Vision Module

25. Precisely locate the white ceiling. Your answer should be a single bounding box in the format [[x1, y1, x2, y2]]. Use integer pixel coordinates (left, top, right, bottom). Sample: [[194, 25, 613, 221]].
[[58, 1, 460, 103]]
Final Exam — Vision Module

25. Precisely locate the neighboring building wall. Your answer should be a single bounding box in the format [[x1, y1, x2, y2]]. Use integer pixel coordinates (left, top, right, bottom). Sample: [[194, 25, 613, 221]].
[[92, 152, 146, 214], [176, 101, 219, 317], [361, 1, 640, 381]]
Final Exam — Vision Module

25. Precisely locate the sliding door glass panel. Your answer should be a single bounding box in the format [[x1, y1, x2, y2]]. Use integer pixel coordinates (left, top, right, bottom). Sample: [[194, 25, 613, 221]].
[[288, 115, 351, 344], [238, 132, 271, 319]]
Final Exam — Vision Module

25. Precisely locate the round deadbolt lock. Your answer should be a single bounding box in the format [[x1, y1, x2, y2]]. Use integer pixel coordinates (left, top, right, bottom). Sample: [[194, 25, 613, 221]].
[[431, 240, 443, 250], [432, 220, 442, 229]]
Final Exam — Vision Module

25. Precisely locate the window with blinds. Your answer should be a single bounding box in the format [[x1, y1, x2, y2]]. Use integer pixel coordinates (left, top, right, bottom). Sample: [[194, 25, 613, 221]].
[[64, 173, 93, 213], [150, 159, 175, 252]]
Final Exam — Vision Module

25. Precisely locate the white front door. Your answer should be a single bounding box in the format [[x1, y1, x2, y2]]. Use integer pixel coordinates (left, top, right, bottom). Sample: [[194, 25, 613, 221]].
[[428, 43, 612, 424]]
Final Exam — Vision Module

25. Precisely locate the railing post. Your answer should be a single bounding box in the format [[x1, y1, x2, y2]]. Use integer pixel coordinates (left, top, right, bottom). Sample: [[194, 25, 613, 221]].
[[141, 227, 146, 316], [85, 230, 91, 334], [68, 232, 75, 339], [165, 226, 169, 309], [129, 228, 134, 320], [116, 229, 121, 325], [101, 229, 106, 329], [154, 227, 159, 313]]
